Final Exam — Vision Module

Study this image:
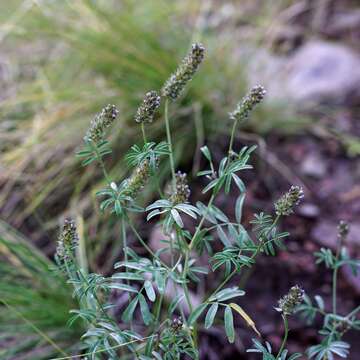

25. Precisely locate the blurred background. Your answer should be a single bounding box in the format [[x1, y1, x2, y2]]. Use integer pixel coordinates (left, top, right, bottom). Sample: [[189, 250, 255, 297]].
[[0, 0, 359, 359]]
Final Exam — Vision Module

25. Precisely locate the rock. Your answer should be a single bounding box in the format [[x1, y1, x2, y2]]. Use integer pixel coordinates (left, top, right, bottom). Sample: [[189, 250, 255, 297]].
[[247, 40, 360, 107], [312, 220, 360, 249], [311, 221, 337, 248], [298, 203, 320, 218], [301, 153, 327, 178], [286, 41, 360, 106]]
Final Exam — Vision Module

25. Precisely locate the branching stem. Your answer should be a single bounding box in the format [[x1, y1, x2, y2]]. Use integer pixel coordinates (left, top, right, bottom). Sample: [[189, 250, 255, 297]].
[[206, 215, 280, 301], [164, 99, 176, 189], [141, 123, 147, 144], [332, 233, 343, 315], [276, 314, 289, 359]]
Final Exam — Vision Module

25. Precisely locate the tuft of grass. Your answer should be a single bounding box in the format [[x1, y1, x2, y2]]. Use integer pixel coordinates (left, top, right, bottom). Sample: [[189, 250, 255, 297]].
[[0, 220, 82, 359], [0, 0, 309, 266]]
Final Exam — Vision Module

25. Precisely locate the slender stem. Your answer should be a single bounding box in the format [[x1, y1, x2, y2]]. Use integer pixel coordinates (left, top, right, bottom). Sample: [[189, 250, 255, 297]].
[[181, 95, 246, 308], [192, 102, 204, 176], [332, 265, 339, 315], [346, 305, 360, 319], [189, 194, 216, 251], [121, 215, 133, 315], [332, 234, 343, 314], [164, 99, 176, 188], [169, 232, 174, 267], [182, 283, 193, 313], [227, 118, 239, 162], [93, 292, 111, 322], [154, 291, 165, 329], [206, 221, 242, 231], [172, 229, 198, 356], [276, 314, 289, 359], [181, 193, 216, 309], [1, 299, 68, 357], [91, 144, 131, 323], [127, 217, 171, 272], [121, 216, 129, 268], [92, 142, 111, 185], [51, 335, 156, 360], [206, 216, 281, 301], [99, 159, 111, 185], [209, 269, 237, 300], [141, 123, 147, 144], [69, 254, 110, 322], [174, 228, 193, 313], [171, 230, 189, 319]]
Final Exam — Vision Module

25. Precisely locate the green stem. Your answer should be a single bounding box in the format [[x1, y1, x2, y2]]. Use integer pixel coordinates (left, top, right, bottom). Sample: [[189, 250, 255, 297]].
[[154, 292, 165, 328], [346, 305, 360, 319], [332, 265, 339, 315], [206, 215, 280, 301], [192, 102, 204, 176], [332, 234, 343, 314], [169, 232, 174, 268], [183, 284, 193, 313], [164, 99, 176, 189], [90, 143, 128, 324], [181, 193, 216, 310], [189, 194, 216, 251], [184, 101, 241, 266], [173, 228, 193, 313], [276, 314, 289, 359], [121, 216, 133, 313], [141, 123, 147, 144], [99, 159, 111, 185], [92, 142, 111, 185], [51, 335, 156, 360], [121, 216, 129, 268], [227, 117, 239, 162], [69, 254, 110, 322], [127, 217, 171, 272]]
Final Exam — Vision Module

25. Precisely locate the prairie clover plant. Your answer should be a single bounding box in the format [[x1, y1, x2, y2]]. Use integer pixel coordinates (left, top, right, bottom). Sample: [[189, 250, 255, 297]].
[[296, 221, 360, 360], [54, 43, 357, 359], [247, 285, 304, 360]]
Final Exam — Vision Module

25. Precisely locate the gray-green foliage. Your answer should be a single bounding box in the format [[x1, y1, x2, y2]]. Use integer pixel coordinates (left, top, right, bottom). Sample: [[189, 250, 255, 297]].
[[297, 221, 360, 360], [2, 33, 358, 359], [53, 43, 315, 359], [247, 221, 360, 360]]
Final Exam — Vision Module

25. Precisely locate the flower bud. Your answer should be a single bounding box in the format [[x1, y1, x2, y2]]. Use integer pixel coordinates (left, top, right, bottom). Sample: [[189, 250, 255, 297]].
[[122, 159, 154, 199], [169, 171, 191, 205], [275, 185, 304, 216], [85, 104, 119, 143], [162, 43, 205, 100], [56, 219, 79, 261], [171, 317, 183, 332], [337, 220, 349, 239], [135, 91, 161, 123], [229, 85, 266, 122], [276, 285, 304, 315]]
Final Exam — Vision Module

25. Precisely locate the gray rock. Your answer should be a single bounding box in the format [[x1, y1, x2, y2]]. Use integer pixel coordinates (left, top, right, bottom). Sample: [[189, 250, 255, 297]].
[[298, 203, 320, 218], [286, 41, 360, 106], [301, 153, 327, 178], [312, 220, 360, 249], [247, 40, 360, 107]]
